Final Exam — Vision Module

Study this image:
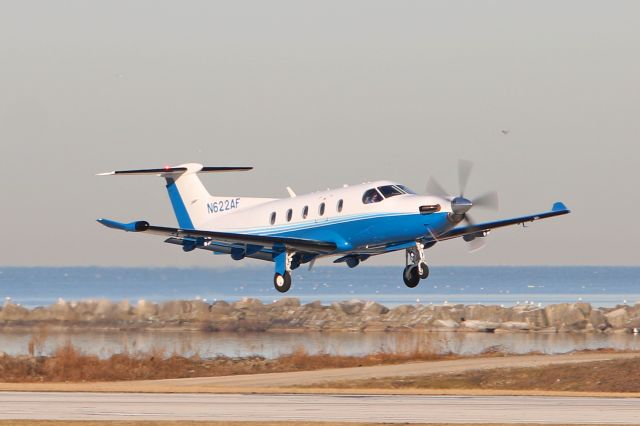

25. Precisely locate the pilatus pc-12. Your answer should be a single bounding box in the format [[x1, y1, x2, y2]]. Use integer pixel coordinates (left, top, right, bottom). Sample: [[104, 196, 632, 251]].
[[98, 162, 570, 292]]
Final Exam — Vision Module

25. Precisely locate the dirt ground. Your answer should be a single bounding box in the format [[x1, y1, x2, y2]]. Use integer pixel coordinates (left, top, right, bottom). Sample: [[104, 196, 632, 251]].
[[0, 351, 638, 397], [305, 357, 640, 393]]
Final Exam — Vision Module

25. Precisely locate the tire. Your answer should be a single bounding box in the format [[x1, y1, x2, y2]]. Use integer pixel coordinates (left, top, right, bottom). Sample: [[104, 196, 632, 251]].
[[402, 265, 420, 288], [419, 262, 429, 280], [274, 272, 292, 293]]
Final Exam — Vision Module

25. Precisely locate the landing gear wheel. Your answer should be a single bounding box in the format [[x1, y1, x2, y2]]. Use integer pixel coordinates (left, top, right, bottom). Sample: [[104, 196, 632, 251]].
[[274, 272, 292, 293], [418, 262, 429, 280], [403, 265, 420, 288]]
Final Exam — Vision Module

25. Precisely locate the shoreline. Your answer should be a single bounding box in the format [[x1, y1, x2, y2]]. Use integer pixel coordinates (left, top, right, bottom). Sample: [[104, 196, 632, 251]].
[[1, 298, 639, 334]]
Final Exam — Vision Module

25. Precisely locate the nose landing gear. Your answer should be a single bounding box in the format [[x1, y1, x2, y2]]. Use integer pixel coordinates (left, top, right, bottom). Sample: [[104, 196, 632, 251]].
[[402, 242, 430, 288]]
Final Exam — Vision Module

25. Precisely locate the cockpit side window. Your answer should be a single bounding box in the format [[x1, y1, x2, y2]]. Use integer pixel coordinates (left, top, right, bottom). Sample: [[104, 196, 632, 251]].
[[362, 188, 383, 204], [397, 185, 417, 195], [377, 185, 404, 198]]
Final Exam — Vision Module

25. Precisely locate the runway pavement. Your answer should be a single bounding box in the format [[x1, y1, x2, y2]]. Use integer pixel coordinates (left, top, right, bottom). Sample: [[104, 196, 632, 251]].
[[1, 392, 640, 423]]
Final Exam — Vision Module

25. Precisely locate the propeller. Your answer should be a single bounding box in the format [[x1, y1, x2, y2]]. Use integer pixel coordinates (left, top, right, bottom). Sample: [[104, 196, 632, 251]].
[[426, 160, 499, 252]]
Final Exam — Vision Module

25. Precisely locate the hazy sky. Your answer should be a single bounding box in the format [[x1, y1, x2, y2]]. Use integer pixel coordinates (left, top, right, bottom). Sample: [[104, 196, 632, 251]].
[[1, 1, 638, 267]]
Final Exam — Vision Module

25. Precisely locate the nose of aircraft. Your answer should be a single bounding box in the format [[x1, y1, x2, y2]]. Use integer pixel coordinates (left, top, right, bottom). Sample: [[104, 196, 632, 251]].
[[451, 196, 473, 215]]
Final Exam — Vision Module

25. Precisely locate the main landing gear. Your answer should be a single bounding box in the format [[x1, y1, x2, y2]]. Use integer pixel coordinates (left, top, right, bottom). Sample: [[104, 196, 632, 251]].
[[273, 250, 295, 293], [403, 242, 429, 288], [273, 271, 292, 293]]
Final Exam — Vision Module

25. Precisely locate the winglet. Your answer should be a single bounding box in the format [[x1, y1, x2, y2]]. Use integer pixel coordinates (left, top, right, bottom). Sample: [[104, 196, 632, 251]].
[[97, 218, 149, 232], [552, 202, 570, 213]]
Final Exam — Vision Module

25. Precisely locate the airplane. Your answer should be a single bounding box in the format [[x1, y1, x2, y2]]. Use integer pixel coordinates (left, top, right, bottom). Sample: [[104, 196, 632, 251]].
[[97, 161, 570, 293]]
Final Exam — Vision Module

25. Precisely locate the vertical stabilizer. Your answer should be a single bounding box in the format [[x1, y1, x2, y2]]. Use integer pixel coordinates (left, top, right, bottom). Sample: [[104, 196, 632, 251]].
[[98, 163, 256, 230], [164, 163, 210, 229]]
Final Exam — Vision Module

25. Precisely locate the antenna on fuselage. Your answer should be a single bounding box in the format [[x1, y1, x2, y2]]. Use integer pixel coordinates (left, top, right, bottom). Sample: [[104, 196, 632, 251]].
[[286, 187, 296, 198]]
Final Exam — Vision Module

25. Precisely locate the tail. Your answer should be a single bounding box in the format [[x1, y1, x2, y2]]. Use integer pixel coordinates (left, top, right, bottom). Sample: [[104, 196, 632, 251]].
[[98, 163, 257, 229]]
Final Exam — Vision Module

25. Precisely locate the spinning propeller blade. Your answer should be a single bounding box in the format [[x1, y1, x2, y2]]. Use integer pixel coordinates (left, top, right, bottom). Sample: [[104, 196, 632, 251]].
[[426, 177, 449, 198], [427, 160, 499, 251], [458, 159, 473, 197], [473, 191, 500, 211]]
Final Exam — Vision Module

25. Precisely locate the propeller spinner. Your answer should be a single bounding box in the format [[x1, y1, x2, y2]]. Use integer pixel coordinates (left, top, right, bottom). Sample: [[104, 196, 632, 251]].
[[426, 160, 499, 251]]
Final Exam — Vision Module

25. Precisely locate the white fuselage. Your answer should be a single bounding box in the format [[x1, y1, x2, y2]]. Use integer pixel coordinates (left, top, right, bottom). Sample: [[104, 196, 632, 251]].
[[200, 180, 452, 252]]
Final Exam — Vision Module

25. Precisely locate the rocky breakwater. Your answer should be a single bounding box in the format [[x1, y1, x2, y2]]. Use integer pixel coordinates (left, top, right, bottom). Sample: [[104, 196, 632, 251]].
[[1, 298, 639, 333]]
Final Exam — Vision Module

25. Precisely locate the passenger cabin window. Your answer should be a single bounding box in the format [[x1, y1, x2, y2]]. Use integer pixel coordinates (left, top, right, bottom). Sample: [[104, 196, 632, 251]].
[[302, 205, 309, 219], [378, 185, 404, 198], [319, 202, 326, 216], [362, 188, 383, 204], [269, 212, 276, 225], [286, 208, 293, 222], [337, 199, 344, 212], [397, 185, 417, 195]]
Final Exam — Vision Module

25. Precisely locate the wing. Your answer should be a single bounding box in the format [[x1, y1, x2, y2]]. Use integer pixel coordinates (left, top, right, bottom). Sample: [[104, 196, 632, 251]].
[[97, 219, 337, 254], [437, 201, 570, 241]]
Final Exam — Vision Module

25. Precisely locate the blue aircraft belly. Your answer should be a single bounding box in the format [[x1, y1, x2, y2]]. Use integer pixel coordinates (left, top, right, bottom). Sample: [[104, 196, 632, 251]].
[[271, 212, 449, 252]]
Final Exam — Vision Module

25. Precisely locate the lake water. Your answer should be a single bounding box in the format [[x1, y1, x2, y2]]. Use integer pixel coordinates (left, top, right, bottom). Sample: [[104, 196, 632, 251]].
[[1, 266, 639, 358], [1, 266, 639, 308]]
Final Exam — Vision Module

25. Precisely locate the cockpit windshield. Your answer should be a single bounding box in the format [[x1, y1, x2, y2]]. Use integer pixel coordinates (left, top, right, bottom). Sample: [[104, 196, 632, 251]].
[[377, 185, 404, 198], [396, 185, 417, 195], [362, 188, 384, 204]]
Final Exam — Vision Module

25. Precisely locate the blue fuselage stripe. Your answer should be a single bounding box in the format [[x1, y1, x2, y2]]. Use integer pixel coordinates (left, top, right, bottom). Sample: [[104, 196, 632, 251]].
[[259, 212, 449, 252]]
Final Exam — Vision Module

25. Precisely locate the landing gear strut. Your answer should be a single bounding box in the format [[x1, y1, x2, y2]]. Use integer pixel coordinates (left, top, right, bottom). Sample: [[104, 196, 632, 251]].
[[403, 241, 429, 288], [273, 250, 295, 293]]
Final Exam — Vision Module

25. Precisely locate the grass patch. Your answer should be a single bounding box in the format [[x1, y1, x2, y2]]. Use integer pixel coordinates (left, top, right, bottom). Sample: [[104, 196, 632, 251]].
[[0, 341, 468, 382]]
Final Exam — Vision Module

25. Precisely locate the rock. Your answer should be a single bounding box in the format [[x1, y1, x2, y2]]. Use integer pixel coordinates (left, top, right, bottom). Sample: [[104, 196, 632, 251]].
[[272, 298, 301, 308], [463, 305, 507, 323], [0, 302, 29, 321], [511, 306, 548, 329], [331, 300, 365, 315], [432, 319, 459, 329], [233, 298, 264, 310], [72, 300, 99, 321], [362, 301, 389, 315], [93, 299, 117, 319], [391, 305, 416, 315], [605, 307, 630, 329], [432, 305, 464, 322], [158, 300, 189, 320], [303, 300, 323, 309], [544, 303, 588, 330], [461, 320, 500, 332], [136, 299, 159, 319], [48, 299, 75, 321], [500, 321, 530, 331], [589, 309, 609, 331], [627, 317, 640, 329]]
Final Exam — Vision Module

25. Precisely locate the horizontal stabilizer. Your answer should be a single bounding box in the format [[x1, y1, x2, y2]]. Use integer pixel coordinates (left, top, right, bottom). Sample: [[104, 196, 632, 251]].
[[97, 165, 252, 176], [97, 218, 149, 232]]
